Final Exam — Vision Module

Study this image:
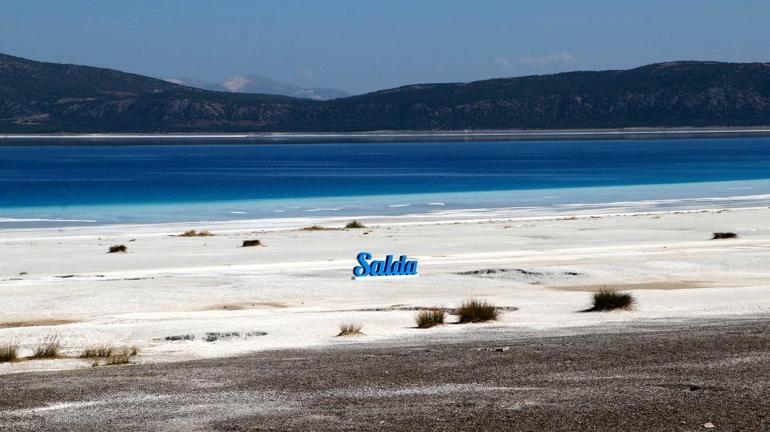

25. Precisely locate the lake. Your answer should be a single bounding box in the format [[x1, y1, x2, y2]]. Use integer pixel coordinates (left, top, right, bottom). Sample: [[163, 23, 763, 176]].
[[2, 138, 770, 226]]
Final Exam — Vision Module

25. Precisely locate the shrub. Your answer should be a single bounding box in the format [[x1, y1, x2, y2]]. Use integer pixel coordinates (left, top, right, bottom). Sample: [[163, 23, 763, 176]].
[[302, 225, 333, 231], [415, 308, 446, 328], [105, 355, 130, 366], [179, 230, 214, 237], [242, 239, 262, 247], [587, 290, 635, 312], [456, 299, 499, 323], [32, 335, 62, 359], [712, 232, 738, 240], [81, 345, 113, 358], [108, 244, 127, 253], [0, 344, 18, 362], [337, 323, 363, 336], [82, 344, 138, 358], [345, 220, 365, 229]]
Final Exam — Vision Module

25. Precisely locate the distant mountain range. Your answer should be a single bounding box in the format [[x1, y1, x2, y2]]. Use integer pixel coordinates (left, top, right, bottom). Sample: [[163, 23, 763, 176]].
[[2, 52, 770, 133], [164, 75, 350, 100]]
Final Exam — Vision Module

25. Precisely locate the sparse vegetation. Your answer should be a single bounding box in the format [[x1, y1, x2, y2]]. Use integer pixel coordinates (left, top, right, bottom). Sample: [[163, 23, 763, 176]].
[[32, 335, 62, 359], [105, 355, 131, 366], [337, 323, 363, 336], [81, 345, 114, 358], [108, 244, 127, 253], [0, 343, 18, 362], [456, 299, 499, 323], [82, 344, 139, 358], [242, 239, 263, 247], [415, 308, 446, 328], [87, 345, 138, 366], [345, 220, 365, 229], [178, 230, 214, 237], [712, 232, 738, 240], [586, 289, 635, 312], [302, 225, 335, 231]]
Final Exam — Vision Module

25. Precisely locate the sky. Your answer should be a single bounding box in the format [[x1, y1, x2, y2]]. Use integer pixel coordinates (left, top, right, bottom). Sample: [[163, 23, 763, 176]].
[[2, 0, 770, 94]]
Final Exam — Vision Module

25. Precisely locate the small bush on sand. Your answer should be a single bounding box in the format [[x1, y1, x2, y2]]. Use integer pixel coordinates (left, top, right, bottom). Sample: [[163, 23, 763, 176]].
[[337, 323, 363, 337], [345, 220, 365, 229], [82, 345, 139, 358], [456, 299, 499, 323], [302, 225, 334, 231], [89, 345, 138, 366], [587, 290, 635, 312], [108, 244, 127, 253], [0, 344, 18, 362], [415, 308, 446, 328], [712, 232, 738, 240], [81, 345, 113, 358], [105, 355, 131, 366], [179, 230, 214, 237], [32, 335, 62, 359]]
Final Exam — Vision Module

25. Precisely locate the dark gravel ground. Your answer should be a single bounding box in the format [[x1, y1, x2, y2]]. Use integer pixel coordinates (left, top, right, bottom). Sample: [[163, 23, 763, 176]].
[[1, 318, 768, 431]]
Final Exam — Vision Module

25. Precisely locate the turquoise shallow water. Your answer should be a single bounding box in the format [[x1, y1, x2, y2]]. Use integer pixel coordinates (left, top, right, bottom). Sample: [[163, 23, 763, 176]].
[[2, 138, 770, 227]]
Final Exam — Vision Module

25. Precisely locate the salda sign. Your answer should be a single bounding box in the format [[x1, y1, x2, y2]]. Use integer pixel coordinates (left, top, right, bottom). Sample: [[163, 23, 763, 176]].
[[353, 252, 418, 277]]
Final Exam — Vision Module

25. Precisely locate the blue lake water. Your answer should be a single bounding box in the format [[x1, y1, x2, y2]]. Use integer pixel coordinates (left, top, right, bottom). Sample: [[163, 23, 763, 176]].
[[2, 138, 770, 227]]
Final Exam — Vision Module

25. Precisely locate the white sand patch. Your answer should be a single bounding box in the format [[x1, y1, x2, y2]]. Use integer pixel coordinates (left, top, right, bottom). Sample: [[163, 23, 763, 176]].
[[1, 207, 770, 374]]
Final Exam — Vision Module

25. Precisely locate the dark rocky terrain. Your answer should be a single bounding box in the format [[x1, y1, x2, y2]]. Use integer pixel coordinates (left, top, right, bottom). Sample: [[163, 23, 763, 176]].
[[0, 318, 768, 431]]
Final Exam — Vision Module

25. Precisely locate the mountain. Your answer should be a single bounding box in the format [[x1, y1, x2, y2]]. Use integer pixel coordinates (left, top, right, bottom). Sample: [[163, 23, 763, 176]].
[[165, 75, 350, 100], [0, 53, 303, 133], [2, 52, 770, 133]]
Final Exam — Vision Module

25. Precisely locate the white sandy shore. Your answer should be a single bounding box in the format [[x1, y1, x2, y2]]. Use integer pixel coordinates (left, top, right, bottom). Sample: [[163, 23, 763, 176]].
[[1, 206, 770, 375], [4, 126, 770, 142]]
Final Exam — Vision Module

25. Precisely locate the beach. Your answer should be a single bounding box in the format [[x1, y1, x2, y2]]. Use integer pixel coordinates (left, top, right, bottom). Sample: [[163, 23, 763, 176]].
[[1, 205, 769, 376]]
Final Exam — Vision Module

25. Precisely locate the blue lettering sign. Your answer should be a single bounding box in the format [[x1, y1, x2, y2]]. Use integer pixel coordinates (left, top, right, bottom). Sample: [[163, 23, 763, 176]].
[[353, 252, 418, 277]]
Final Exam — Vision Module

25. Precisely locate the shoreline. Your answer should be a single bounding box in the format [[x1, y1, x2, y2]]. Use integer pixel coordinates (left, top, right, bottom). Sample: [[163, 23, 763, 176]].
[[3, 178, 770, 229], [4, 126, 770, 144], [0, 202, 770, 235], [1, 202, 768, 235]]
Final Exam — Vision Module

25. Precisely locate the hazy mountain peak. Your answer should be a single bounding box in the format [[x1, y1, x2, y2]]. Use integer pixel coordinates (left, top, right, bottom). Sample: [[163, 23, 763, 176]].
[[165, 75, 350, 100], [221, 75, 252, 92]]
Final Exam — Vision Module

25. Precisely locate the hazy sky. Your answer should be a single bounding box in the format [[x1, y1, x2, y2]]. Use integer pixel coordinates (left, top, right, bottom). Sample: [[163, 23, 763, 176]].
[[2, 1, 769, 94]]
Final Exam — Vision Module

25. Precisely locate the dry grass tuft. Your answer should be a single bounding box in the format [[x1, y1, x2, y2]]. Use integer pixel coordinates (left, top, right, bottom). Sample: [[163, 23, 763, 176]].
[[82, 344, 139, 359], [32, 335, 62, 359], [81, 345, 113, 358], [108, 244, 127, 253], [88, 345, 138, 366], [0, 343, 18, 362], [302, 225, 336, 231], [105, 355, 131, 366], [712, 232, 738, 240], [345, 220, 366, 229], [415, 308, 446, 328], [586, 289, 635, 312], [456, 299, 499, 323], [178, 230, 214, 237], [337, 323, 363, 337]]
